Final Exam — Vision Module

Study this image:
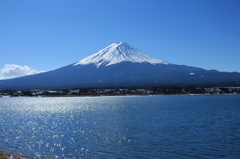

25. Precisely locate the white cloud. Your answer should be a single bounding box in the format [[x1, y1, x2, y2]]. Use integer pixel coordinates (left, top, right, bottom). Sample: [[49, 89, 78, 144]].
[[28, 69, 45, 75], [0, 64, 44, 79]]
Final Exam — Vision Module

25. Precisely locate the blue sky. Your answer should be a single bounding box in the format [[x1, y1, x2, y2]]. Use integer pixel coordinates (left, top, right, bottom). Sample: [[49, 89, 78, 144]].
[[0, 0, 240, 79]]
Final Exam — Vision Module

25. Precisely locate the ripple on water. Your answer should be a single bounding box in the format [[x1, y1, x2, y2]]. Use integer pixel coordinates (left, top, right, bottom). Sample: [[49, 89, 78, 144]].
[[0, 95, 240, 158]]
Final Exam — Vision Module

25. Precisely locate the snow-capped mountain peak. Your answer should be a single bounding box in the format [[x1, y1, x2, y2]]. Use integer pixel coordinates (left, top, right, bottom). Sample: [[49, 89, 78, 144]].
[[73, 42, 169, 67]]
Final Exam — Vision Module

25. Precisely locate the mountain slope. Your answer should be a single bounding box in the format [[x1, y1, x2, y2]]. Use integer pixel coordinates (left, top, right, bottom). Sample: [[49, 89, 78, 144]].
[[0, 42, 240, 90]]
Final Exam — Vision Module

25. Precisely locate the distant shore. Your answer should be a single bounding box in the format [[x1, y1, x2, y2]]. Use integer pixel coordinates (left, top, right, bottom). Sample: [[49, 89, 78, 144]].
[[1, 93, 239, 98], [1, 86, 240, 98]]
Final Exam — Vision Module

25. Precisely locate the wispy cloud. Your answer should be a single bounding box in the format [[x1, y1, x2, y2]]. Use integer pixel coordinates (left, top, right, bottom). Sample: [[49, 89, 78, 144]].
[[0, 64, 44, 79]]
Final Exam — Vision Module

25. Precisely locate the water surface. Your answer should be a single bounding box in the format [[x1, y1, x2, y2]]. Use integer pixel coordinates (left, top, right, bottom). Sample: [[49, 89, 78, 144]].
[[0, 95, 240, 158]]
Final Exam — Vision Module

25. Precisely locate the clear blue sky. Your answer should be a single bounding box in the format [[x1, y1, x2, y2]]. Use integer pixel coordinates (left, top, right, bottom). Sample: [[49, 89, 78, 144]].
[[0, 0, 240, 79]]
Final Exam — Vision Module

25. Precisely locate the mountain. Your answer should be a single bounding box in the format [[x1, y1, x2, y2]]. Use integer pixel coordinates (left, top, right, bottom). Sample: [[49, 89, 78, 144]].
[[0, 42, 240, 90]]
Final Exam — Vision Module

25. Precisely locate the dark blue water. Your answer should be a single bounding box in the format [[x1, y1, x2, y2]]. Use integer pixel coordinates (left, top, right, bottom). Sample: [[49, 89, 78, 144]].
[[0, 95, 240, 158]]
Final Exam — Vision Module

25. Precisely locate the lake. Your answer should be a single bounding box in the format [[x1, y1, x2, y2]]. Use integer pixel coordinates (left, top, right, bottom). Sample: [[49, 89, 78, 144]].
[[0, 95, 240, 158]]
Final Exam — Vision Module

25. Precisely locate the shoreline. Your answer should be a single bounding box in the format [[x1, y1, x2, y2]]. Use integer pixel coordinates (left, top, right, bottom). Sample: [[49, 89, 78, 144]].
[[1, 93, 239, 98], [1, 86, 239, 97]]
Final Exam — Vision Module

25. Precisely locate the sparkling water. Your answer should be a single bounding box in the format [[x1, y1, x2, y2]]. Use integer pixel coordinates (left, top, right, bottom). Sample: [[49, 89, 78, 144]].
[[1, 95, 240, 158]]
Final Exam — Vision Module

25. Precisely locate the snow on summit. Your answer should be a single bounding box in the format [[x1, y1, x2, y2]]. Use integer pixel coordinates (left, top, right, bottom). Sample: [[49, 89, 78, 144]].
[[74, 42, 169, 67]]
